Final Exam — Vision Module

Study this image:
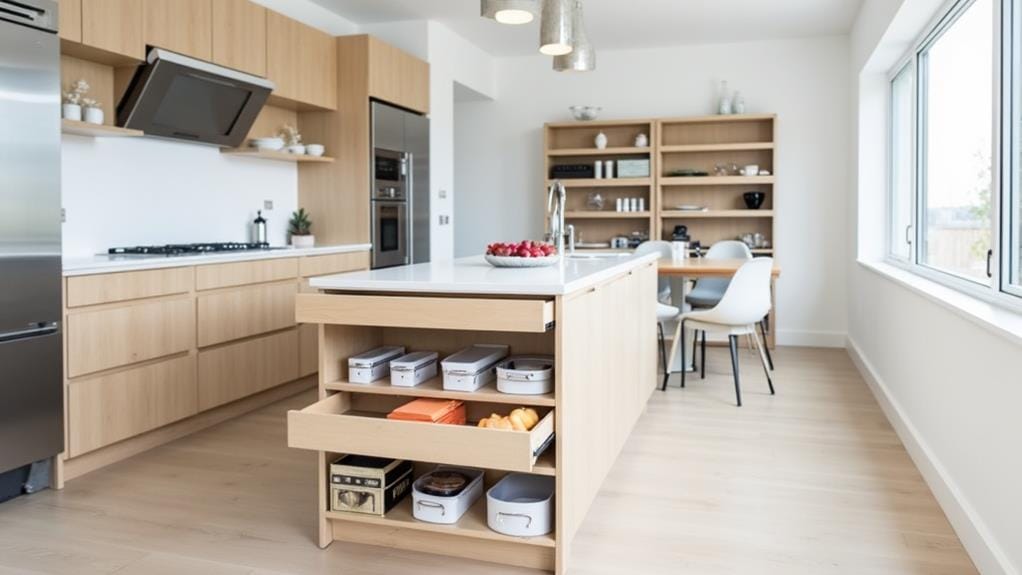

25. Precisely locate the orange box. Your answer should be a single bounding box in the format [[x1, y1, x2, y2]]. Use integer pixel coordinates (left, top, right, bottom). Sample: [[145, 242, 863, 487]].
[[387, 398, 466, 425]]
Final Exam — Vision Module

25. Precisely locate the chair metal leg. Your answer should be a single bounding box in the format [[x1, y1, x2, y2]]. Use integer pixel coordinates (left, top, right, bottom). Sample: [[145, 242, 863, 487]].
[[658, 322, 669, 391], [680, 320, 687, 389], [691, 329, 699, 375], [752, 328, 775, 395], [728, 335, 742, 407], [700, 330, 706, 379], [759, 320, 774, 371]]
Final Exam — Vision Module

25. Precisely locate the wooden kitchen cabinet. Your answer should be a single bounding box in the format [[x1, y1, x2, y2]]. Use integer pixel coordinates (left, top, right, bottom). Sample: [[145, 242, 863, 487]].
[[59, 0, 82, 43], [79, 0, 144, 61], [212, 0, 267, 77], [266, 10, 337, 110], [197, 281, 298, 347], [143, 0, 212, 61], [198, 329, 299, 411], [367, 36, 429, 114]]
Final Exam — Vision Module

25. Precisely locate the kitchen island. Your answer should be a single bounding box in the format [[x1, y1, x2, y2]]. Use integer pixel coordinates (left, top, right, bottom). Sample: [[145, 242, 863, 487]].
[[289, 253, 659, 574]]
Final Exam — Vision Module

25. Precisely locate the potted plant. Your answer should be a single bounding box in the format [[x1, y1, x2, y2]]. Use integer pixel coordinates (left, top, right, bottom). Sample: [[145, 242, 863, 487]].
[[82, 97, 103, 125], [62, 79, 89, 121], [289, 208, 315, 248]]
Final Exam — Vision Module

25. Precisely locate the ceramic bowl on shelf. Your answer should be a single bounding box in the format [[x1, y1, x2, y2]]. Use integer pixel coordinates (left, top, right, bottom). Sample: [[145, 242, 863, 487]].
[[250, 137, 284, 151], [287, 144, 306, 155], [743, 191, 766, 210], [569, 105, 601, 121], [484, 254, 560, 268], [305, 144, 325, 157]]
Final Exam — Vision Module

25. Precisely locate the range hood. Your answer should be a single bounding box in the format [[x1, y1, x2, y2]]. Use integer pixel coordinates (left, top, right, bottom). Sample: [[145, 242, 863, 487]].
[[117, 48, 274, 148]]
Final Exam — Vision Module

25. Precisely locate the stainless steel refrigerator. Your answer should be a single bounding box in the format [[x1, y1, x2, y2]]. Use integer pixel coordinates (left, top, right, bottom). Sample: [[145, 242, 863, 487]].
[[370, 101, 429, 269], [0, 0, 64, 478]]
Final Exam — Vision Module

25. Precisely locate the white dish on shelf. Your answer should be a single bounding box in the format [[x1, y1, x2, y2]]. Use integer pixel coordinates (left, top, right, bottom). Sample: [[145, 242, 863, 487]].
[[484, 254, 560, 268], [673, 205, 708, 212], [287, 144, 306, 155], [250, 137, 284, 151], [306, 144, 325, 156]]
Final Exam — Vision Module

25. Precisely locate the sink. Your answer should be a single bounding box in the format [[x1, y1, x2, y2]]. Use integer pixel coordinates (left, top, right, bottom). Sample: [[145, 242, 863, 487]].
[[567, 252, 632, 259]]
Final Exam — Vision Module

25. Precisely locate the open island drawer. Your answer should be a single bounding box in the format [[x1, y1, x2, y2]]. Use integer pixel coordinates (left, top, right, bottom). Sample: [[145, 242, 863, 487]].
[[295, 293, 554, 333], [288, 394, 555, 473]]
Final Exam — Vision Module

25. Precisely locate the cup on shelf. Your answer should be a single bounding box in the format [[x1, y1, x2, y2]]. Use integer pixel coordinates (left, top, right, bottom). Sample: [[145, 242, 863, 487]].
[[741, 164, 760, 177]]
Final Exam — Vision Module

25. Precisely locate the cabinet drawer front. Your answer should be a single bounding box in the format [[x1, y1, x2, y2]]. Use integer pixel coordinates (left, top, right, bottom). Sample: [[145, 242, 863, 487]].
[[198, 329, 298, 411], [295, 294, 555, 333], [69, 354, 197, 457], [67, 297, 195, 377], [299, 251, 370, 278], [195, 258, 298, 290], [67, 267, 193, 307], [197, 282, 297, 347], [288, 394, 554, 473]]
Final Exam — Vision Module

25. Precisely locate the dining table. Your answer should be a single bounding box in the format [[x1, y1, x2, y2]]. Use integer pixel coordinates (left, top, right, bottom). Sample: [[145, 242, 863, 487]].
[[657, 257, 782, 374]]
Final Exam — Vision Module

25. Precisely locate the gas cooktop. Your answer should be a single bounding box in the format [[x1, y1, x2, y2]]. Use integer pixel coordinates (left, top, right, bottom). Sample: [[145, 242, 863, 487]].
[[107, 242, 278, 256]]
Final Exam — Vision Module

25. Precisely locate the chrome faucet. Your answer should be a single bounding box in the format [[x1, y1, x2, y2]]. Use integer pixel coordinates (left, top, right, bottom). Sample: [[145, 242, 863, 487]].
[[546, 180, 574, 255]]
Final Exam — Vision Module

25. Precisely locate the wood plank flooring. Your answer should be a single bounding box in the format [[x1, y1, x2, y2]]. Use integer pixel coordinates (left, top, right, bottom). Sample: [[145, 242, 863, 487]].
[[0, 347, 976, 574]]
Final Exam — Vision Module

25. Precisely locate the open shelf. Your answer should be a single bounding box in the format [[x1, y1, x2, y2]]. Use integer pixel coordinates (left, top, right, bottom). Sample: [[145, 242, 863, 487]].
[[61, 119, 143, 138], [547, 178, 653, 188], [325, 496, 557, 548], [659, 113, 777, 125], [324, 377, 556, 407], [220, 148, 335, 163], [548, 146, 651, 156], [660, 142, 774, 153], [660, 210, 774, 219], [660, 175, 775, 186], [565, 211, 652, 219]]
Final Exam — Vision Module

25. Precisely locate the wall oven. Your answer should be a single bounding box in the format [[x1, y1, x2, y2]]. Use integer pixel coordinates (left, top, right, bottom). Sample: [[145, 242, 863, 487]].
[[372, 200, 408, 268]]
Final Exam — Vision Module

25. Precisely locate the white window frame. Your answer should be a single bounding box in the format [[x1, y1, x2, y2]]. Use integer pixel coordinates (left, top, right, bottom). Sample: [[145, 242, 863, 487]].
[[887, 59, 916, 264], [1003, 0, 1022, 297], [884, 0, 1022, 313]]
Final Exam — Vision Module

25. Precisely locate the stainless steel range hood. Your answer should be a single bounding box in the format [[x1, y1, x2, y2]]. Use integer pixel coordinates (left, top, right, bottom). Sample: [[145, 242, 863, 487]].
[[117, 48, 274, 147]]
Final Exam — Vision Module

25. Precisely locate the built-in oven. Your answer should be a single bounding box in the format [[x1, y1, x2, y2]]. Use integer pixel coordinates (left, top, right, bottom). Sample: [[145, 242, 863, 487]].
[[373, 148, 406, 200], [371, 200, 408, 268]]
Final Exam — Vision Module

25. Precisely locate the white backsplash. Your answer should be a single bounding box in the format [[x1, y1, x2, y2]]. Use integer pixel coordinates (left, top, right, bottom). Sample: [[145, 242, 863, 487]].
[[60, 135, 298, 258]]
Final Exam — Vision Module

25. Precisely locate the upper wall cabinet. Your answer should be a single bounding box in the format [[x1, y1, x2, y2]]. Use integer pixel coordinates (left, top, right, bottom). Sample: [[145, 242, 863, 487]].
[[143, 0, 213, 61], [212, 0, 267, 77], [266, 10, 337, 111], [59, 0, 144, 63], [59, 0, 82, 43], [367, 36, 429, 115]]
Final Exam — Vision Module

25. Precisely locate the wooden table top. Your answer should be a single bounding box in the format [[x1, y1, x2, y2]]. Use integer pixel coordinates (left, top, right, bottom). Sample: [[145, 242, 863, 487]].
[[658, 257, 782, 277]]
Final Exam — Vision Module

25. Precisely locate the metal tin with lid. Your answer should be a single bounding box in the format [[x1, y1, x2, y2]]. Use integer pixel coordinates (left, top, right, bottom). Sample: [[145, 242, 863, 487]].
[[441, 344, 509, 391], [348, 346, 406, 383], [496, 355, 555, 395], [389, 351, 438, 387]]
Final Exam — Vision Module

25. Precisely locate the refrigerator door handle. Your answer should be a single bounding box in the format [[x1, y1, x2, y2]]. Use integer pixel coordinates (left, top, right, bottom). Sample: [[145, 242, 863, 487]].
[[0, 322, 59, 344]]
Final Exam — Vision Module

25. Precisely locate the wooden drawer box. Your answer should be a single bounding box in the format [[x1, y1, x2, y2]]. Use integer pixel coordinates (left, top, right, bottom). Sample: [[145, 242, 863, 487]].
[[197, 281, 297, 347], [300, 251, 370, 277], [67, 297, 195, 377], [195, 257, 298, 291], [66, 267, 193, 307], [296, 294, 555, 333], [68, 354, 198, 456], [288, 394, 555, 473], [198, 328, 299, 411]]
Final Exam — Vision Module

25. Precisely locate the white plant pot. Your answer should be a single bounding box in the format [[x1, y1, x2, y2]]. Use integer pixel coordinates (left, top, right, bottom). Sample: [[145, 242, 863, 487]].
[[83, 106, 104, 125], [291, 234, 315, 248], [62, 103, 82, 121]]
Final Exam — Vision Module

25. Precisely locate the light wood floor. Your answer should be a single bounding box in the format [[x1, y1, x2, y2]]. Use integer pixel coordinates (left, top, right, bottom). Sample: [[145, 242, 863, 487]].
[[0, 347, 976, 574]]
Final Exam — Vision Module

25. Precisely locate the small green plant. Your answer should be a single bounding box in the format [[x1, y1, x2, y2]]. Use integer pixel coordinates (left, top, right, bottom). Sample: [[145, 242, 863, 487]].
[[289, 208, 312, 236]]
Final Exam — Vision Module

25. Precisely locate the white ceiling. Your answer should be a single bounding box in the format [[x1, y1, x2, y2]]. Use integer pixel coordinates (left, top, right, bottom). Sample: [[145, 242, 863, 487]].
[[310, 0, 865, 56]]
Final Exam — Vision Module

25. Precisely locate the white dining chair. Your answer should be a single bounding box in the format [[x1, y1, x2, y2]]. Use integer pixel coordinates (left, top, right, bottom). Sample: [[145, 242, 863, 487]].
[[664, 257, 775, 407], [635, 241, 679, 390]]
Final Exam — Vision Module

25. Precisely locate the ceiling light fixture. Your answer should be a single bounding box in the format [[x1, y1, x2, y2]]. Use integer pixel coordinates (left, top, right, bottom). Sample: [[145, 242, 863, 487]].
[[481, 0, 539, 25], [553, 1, 594, 72], [539, 0, 574, 56]]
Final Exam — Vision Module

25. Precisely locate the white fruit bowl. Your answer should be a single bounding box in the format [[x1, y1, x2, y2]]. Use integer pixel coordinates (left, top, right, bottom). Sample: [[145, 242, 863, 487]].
[[485, 254, 560, 268]]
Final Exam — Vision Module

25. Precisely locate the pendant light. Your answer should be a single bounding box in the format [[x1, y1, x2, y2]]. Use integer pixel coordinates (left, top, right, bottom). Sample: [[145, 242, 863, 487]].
[[481, 0, 538, 25], [539, 0, 574, 56], [553, 1, 594, 72]]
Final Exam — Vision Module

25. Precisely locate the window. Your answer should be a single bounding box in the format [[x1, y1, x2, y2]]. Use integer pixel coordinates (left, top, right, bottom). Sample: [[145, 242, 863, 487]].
[[886, 0, 1022, 307]]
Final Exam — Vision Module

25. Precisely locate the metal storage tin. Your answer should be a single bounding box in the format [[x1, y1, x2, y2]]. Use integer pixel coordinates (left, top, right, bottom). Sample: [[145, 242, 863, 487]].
[[348, 346, 406, 383], [412, 466, 484, 524], [390, 351, 439, 387], [441, 344, 509, 391], [496, 355, 555, 395], [486, 473, 555, 537]]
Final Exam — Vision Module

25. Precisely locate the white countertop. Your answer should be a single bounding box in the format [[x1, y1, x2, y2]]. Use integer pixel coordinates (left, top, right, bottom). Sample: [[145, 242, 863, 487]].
[[309, 253, 659, 296], [62, 243, 372, 276]]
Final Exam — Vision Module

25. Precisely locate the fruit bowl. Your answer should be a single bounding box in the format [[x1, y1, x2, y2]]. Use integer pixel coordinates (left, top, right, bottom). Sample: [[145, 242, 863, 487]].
[[485, 254, 560, 268]]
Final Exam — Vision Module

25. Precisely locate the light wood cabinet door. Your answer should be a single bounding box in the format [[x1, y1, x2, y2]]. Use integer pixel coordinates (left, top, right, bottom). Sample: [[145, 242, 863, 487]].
[[367, 37, 429, 114], [401, 52, 430, 114], [195, 257, 298, 291], [143, 0, 212, 60], [196, 281, 297, 347], [198, 329, 298, 411], [59, 0, 82, 42], [67, 267, 193, 308], [299, 250, 370, 277], [266, 10, 336, 110], [67, 297, 195, 377], [68, 354, 198, 457], [212, 0, 266, 77], [81, 0, 144, 61]]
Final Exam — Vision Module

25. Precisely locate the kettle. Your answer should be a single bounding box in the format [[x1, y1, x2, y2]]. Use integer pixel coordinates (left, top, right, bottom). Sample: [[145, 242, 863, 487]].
[[252, 210, 267, 244]]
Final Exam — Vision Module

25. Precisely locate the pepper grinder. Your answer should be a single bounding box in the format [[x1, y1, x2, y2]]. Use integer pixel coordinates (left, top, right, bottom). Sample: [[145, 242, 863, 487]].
[[253, 210, 267, 244]]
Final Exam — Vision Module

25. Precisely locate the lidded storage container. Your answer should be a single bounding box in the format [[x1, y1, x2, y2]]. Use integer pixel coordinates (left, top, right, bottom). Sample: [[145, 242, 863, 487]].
[[411, 466, 484, 524], [348, 346, 405, 383], [496, 356, 554, 395], [441, 344, 509, 391], [390, 351, 438, 387], [486, 473, 555, 537]]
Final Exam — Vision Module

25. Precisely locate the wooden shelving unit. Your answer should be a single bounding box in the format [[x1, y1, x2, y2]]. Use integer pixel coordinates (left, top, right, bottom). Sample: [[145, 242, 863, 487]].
[[221, 148, 336, 163], [324, 377, 556, 407], [61, 119, 143, 138]]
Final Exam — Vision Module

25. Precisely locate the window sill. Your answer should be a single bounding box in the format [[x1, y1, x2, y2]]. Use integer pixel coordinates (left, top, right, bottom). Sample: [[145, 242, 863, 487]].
[[858, 259, 1022, 347]]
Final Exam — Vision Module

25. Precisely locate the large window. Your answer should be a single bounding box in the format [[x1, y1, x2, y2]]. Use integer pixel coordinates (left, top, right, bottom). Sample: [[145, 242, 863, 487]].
[[887, 0, 1022, 306]]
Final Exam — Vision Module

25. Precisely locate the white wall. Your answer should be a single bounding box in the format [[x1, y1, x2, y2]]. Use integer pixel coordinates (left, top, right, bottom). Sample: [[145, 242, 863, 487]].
[[454, 36, 851, 346], [849, 2, 1022, 574]]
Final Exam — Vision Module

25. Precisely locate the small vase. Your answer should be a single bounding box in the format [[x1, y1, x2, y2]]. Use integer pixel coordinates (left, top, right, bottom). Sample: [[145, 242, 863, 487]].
[[634, 133, 649, 148], [594, 132, 608, 150], [734, 92, 746, 115], [62, 103, 82, 121], [717, 80, 732, 115], [291, 234, 315, 248], [83, 106, 104, 125]]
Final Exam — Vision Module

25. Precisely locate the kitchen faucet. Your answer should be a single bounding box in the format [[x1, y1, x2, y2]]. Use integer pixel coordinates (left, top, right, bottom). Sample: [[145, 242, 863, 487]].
[[546, 180, 575, 255]]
